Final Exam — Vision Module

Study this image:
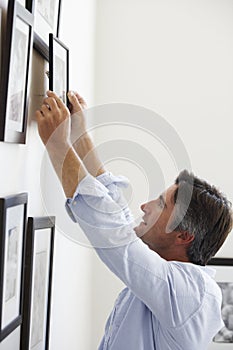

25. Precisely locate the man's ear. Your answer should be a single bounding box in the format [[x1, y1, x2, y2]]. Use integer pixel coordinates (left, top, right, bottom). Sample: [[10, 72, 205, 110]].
[[175, 231, 194, 245]]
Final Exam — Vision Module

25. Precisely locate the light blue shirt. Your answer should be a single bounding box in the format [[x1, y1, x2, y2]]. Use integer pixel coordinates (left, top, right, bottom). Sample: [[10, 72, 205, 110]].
[[66, 172, 224, 350]]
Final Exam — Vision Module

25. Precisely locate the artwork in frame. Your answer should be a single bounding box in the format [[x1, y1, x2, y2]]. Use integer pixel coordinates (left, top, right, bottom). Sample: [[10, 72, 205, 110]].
[[21, 216, 55, 350], [0, 0, 33, 144], [17, 0, 26, 7], [0, 193, 28, 342], [0, 326, 21, 350], [49, 33, 69, 105], [29, 0, 62, 60], [207, 258, 233, 349]]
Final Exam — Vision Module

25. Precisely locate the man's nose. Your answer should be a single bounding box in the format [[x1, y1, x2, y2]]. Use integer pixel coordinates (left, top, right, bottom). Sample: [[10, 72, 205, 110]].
[[141, 203, 147, 212]]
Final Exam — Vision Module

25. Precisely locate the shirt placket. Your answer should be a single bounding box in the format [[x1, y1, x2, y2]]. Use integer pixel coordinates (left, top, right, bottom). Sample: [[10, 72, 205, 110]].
[[103, 306, 117, 350]]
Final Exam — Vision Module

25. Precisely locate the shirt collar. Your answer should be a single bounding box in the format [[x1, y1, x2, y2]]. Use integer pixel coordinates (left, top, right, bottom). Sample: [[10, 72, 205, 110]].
[[197, 265, 216, 278]]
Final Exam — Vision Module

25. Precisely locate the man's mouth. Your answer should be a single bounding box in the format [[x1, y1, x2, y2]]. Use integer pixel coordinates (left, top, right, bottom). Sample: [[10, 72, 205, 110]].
[[141, 217, 147, 225]]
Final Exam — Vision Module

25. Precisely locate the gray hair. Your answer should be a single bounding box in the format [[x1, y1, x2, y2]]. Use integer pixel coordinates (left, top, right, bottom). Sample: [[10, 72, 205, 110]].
[[171, 170, 233, 265]]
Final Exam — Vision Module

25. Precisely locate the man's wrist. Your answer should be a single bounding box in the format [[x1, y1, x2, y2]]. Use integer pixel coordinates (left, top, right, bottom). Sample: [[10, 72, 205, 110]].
[[46, 140, 73, 158], [72, 133, 94, 159]]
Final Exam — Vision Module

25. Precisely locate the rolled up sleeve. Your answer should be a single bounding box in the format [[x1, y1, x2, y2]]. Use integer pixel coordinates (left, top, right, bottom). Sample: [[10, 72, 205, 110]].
[[65, 173, 137, 248], [96, 171, 135, 224]]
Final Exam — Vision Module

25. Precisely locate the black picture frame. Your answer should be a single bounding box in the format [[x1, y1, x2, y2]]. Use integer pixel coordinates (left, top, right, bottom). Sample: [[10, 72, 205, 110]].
[[49, 33, 69, 105], [0, 193, 28, 341], [208, 258, 233, 348], [0, 0, 33, 144], [18, 0, 30, 10], [21, 216, 55, 350], [29, 0, 62, 61], [0, 8, 2, 69]]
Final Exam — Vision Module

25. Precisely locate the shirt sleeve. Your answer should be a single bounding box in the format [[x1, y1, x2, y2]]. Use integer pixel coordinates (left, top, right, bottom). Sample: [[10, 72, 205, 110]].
[[65, 173, 204, 328], [95, 171, 135, 224]]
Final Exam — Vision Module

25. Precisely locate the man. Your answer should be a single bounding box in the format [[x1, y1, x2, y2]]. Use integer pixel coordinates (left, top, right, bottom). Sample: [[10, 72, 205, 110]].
[[36, 91, 233, 349]]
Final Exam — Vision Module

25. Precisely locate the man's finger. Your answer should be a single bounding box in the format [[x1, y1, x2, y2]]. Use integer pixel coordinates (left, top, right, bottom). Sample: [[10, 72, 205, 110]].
[[43, 97, 58, 111], [67, 91, 82, 113], [35, 110, 44, 123], [41, 104, 51, 116], [75, 92, 86, 103], [74, 92, 87, 108], [47, 90, 66, 109]]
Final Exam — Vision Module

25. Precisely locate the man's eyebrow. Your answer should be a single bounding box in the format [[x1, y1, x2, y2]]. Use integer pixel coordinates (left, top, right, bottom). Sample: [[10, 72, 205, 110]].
[[159, 195, 167, 208]]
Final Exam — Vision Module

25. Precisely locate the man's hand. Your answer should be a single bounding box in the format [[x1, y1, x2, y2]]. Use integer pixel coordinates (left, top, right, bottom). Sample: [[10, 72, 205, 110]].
[[36, 91, 71, 149], [67, 90, 87, 144], [68, 90, 87, 114], [35, 90, 87, 198]]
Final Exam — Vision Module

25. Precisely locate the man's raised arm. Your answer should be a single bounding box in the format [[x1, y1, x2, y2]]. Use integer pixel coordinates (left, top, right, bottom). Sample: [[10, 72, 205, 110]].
[[66, 90, 105, 178], [36, 91, 87, 198]]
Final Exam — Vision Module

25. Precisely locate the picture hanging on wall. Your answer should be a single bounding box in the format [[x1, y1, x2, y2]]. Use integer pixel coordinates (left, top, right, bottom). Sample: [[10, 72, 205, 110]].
[[49, 33, 69, 105], [30, 0, 62, 60], [208, 258, 233, 349], [0, 193, 28, 341], [21, 216, 55, 350], [0, 326, 21, 350], [0, 0, 33, 144]]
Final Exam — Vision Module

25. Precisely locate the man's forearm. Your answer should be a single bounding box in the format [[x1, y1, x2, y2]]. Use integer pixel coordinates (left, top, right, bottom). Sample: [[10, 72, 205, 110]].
[[36, 90, 103, 195], [68, 91, 105, 177], [48, 144, 87, 198], [72, 133, 105, 178]]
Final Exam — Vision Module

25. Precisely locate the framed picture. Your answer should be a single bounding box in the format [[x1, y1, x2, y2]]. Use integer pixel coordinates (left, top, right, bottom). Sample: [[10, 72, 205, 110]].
[[0, 1, 33, 144], [0, 193, 28, 341], [208, 258, 233, 349], [0, 326, 21, 350], [21, 216, 55, 350], [31, 0, 62, 60], [49, 33, 69, 105]]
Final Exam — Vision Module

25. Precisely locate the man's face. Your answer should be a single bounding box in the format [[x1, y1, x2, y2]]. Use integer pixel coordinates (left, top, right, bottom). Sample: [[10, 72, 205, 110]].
[[134, 184, 178, 251]]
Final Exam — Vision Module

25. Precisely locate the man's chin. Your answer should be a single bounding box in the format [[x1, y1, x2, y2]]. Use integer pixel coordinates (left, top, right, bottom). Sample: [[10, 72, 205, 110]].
[[133, 225, 140, 236], [133, 226, 146, 239]]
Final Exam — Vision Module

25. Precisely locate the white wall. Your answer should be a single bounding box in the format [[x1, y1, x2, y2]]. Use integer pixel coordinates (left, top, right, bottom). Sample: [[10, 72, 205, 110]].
[[91, 0, 233, 347]]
